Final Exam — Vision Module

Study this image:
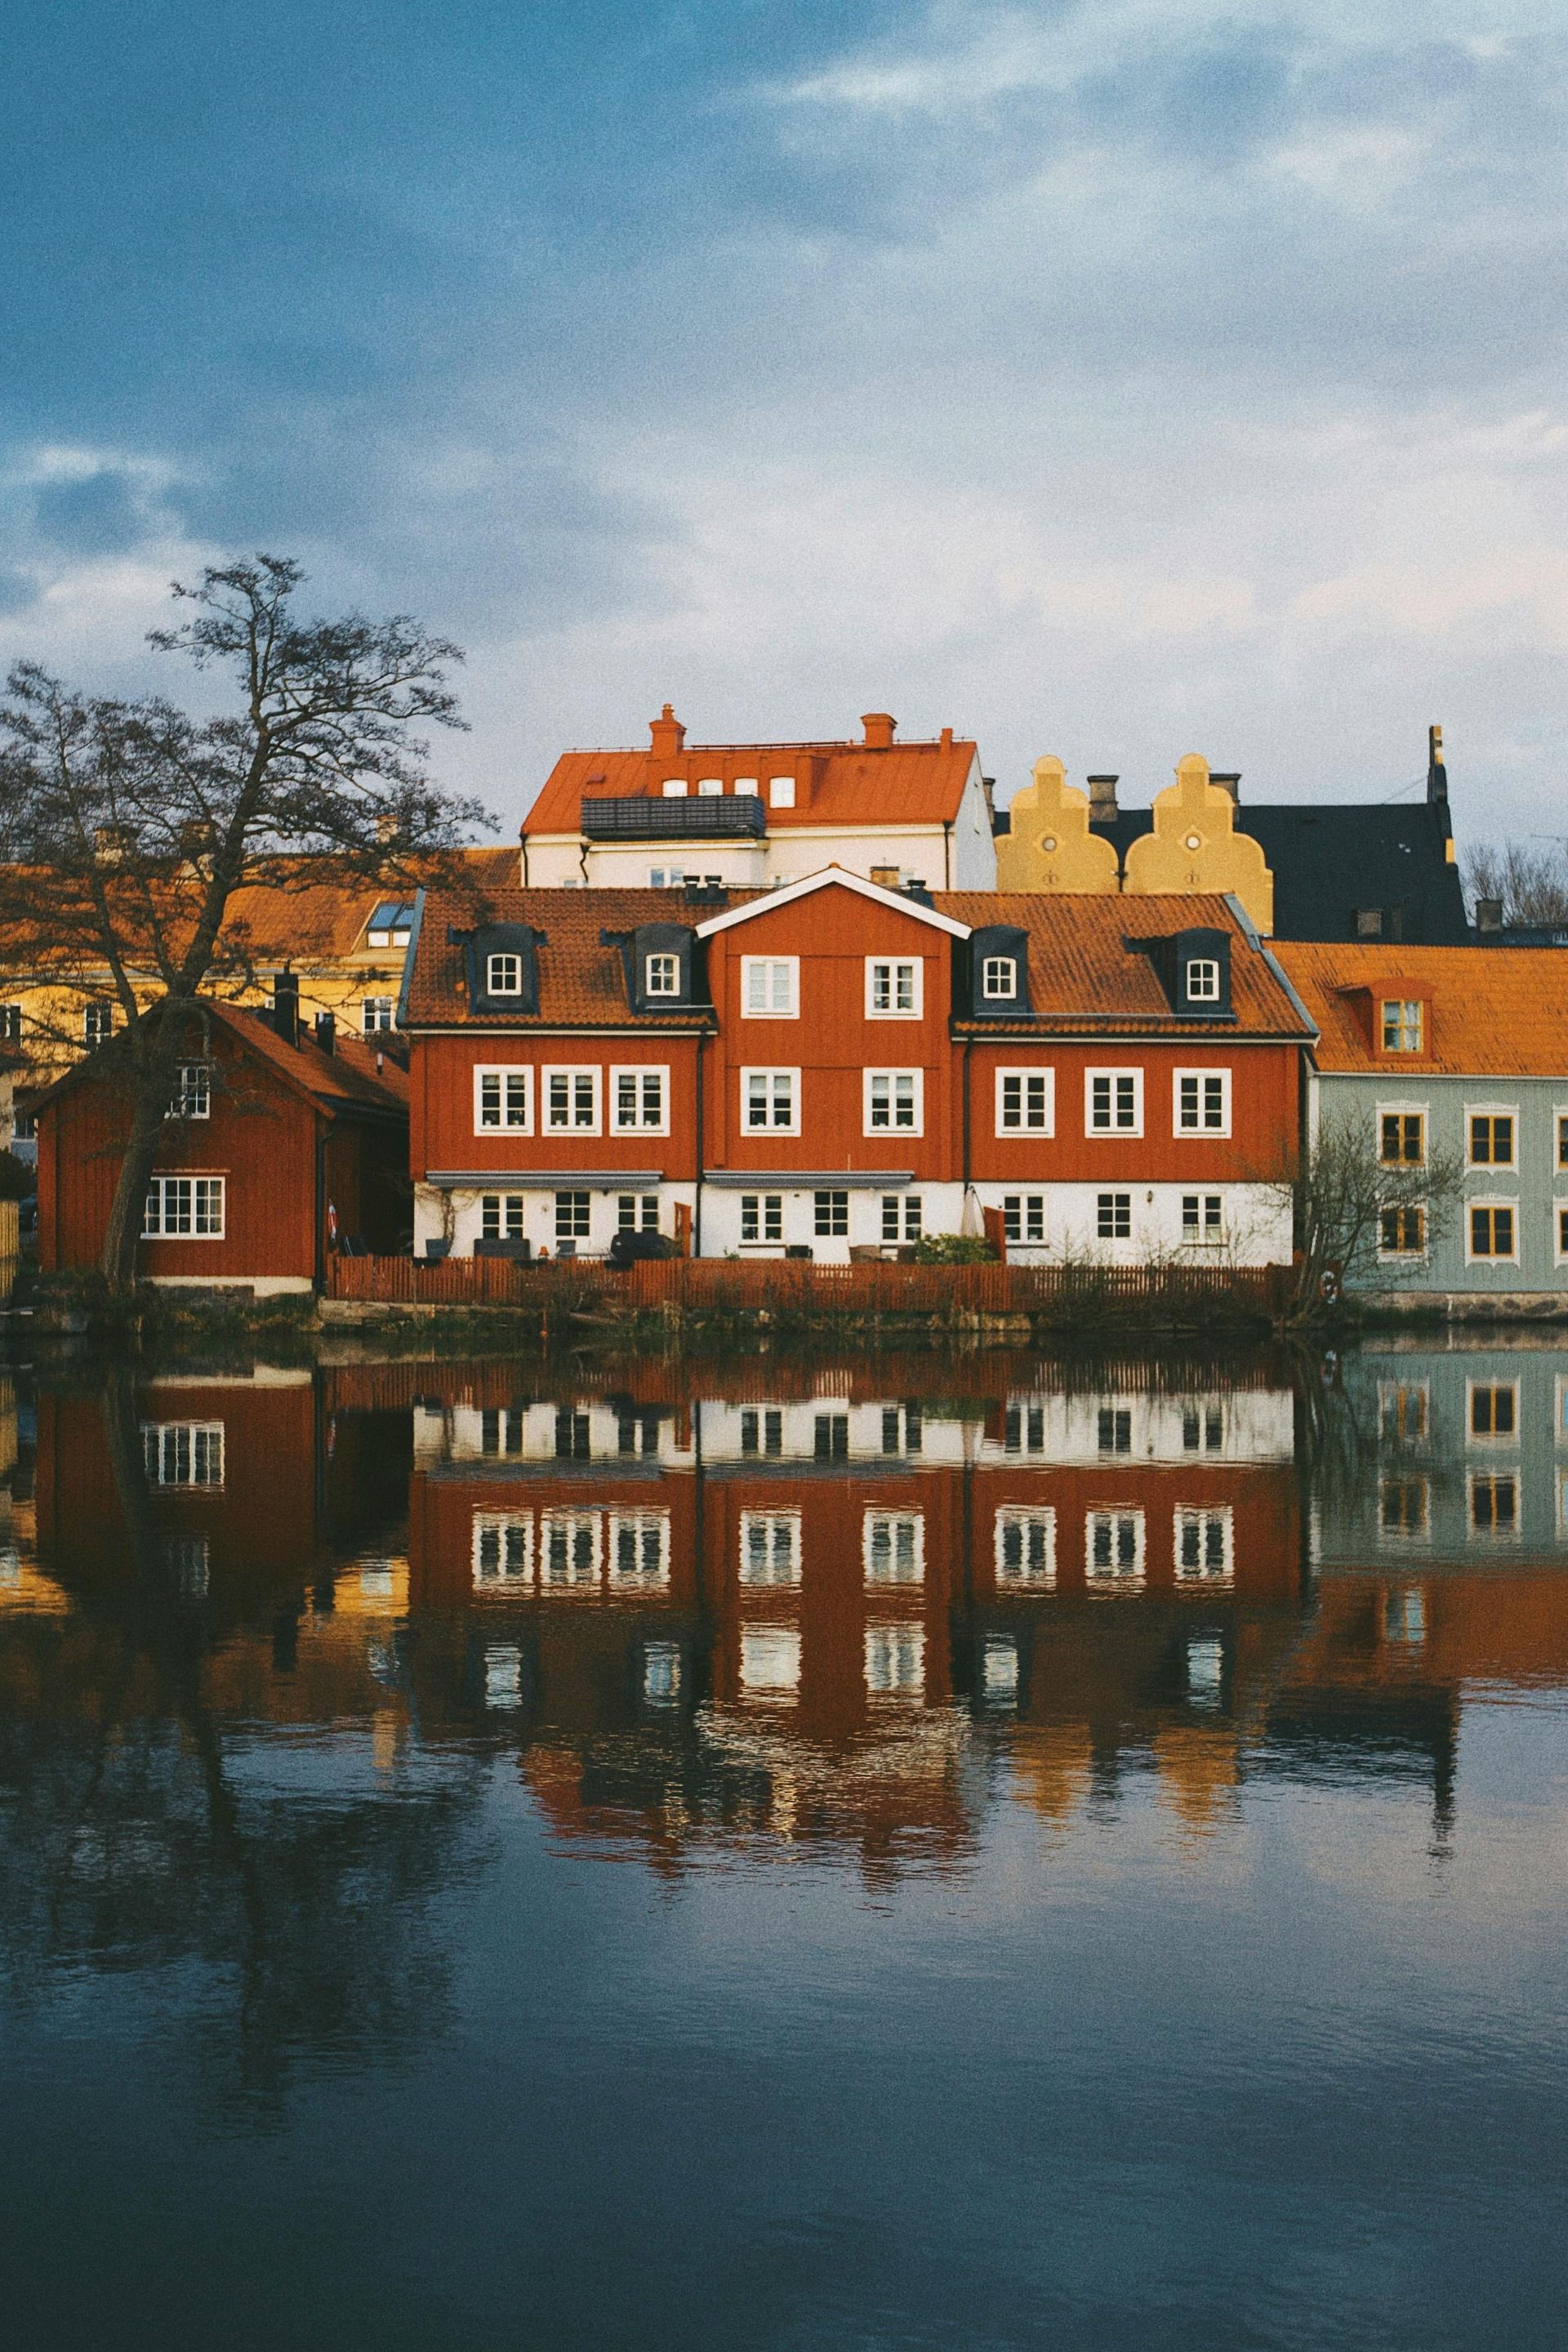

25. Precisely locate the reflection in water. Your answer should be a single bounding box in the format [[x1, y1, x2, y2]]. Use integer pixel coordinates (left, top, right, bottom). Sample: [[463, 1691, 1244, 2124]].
[[2, 1348, 1568, 2346]]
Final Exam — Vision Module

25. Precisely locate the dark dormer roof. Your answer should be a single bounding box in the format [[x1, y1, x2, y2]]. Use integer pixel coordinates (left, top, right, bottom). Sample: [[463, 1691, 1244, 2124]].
[[448, 920, 546, 1015], [599, 920, 706, 1013], [967, 924, 1033, 1018]]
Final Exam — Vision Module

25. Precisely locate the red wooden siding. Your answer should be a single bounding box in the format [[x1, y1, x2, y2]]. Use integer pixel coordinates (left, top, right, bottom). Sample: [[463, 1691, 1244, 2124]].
[[410, 1032, 702, 1179], [967, 1040, 1300, 1186]]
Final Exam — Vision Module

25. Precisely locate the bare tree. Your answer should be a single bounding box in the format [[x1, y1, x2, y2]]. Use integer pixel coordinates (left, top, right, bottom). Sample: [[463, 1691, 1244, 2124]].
[[1285, 1113, 1464, 1321], [0, 557, 488, 1291], [1462, 839, 1568, 928]]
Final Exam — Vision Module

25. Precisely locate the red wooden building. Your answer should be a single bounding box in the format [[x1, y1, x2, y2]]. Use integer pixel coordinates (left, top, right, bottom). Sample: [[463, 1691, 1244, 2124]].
[[37, 994, 409, 1292], [400, 868, 1314, 1263]]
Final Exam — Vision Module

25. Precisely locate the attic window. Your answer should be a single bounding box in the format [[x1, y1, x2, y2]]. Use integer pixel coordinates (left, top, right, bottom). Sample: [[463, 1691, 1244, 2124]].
[[769, 776, 795, 808], [1381, 999, 1423, 1053], [367, 901, 415, 948], [1356, 907, 1384, 938], [644, 954, 680, 997], [981, 956, 1017, 1001], [1184, 959, 1221, 1004], [662, 779, 688, 798], [487, 953, 523, 996], [697, 777, 724, 796]]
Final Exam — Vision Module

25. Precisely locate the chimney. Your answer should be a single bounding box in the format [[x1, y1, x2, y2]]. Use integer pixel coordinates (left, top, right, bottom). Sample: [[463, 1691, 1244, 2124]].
[[1210, 772, 1241, 804], [271, 970, 300, 1047], [1476, 897, 1503, 935], [861, 713, 897, 751], [314, 1010, 336, 1056], [376, 810, 399, 844], [1087, 775, 1120, 822], [869, 865, 901, 890], [939, 726, 954, 750], [649, 702, 686, 760], [1428, 724, 1448, 805]]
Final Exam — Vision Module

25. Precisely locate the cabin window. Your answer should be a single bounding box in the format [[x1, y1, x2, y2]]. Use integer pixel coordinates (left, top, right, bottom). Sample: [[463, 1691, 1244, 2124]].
[[1468, 1111, 1515, 1167], [1469, 1382, 1517, 1440], [813, 1190, 849, 1236], [1184, 958, 1221, 1003], [1381, 999, 1423, 1052], [1380, 1205, 1425, 1255], [1468, 1204, 1516, 1261], [486, 953, 523, 996], [881, 1194, 922, 1242], [167, 1062, 211, 1120], [1175, 1071, 1229, 1134], [141, 1421, 224, 1487], [866, 958, 921, 1017], [1085, 1509, 1146, 1587], [739, 1510, 802, 1586], [1087, 1069, 1142, 1134], [863, 1510, 925, 1585], [742, 957, 798, 1018], [617, 1193, 659, 1232], [83, 1002, 114, 1046], [1004, 1193, 1045, 1243], [865, 1069, 921, 1134], [1097, 1192, 1131, 1240], [981, 956, 1017, 1001], [612, 1066, 668, 1133], [1174, 1506, 1234, 1584], [743, 1069, 798, 1132], [995, 1508, 1055, 1588], [554, 1191, 590, 1241], [362, 996, 395, 1034], [741, 1193, 783, 1243], [1183, 1193, 1223, 1241], [480, 1193, 524, 1241], [996, 1069, 1053, 1134], [644, 953, 681, 997], [1380, 1111, 1425, 1165], [143, 1176, 225, 1239], [544, 1067, 601, 1134], [474, 1067, 532, 1133]]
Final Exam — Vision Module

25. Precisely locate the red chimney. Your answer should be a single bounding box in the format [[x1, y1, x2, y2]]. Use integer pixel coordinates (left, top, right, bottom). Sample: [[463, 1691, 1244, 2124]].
[[649, 703, 686, 760], [861, 712, 897, 750]]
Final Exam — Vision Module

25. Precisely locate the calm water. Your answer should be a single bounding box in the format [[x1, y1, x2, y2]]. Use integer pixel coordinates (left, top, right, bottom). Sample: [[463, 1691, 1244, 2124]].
[[2, 1342, 1566, 2350]]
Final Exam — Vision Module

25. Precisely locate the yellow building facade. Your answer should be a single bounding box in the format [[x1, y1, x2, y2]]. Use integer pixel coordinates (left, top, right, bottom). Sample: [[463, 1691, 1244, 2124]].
[[997, 753, 1276, 934]]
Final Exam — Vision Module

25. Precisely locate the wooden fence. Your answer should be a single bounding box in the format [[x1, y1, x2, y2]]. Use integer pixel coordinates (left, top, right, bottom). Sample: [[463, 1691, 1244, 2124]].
[[326, 1251, 1291, 1321], [0, 1200, 17, 1306]]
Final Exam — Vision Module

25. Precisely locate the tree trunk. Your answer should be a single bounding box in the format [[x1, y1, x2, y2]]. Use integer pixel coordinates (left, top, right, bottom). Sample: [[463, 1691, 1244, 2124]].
[[100, 1007, 185, 1295]]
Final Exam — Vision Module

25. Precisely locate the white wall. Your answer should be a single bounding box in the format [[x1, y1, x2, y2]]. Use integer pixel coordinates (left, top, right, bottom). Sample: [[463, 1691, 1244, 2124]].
[[971, 1181, 1293, 1268], [697, 1183, 965, 1264]]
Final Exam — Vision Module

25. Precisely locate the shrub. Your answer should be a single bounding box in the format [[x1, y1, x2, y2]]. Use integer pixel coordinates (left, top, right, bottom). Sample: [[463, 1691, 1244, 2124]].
[[0, 1149, 35, 1201], [912, 1232, 997, 1265]]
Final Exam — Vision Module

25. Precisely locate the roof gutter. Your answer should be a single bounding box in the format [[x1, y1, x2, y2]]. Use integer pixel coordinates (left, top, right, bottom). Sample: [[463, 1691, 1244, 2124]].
[[1221, 893, 1319, 1040]]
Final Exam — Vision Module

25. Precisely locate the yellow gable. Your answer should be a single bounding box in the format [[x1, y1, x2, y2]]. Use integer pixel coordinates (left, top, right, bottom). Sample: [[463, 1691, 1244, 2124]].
[[996, 755, 1120, 894], [1122, 754, 1274, 933]]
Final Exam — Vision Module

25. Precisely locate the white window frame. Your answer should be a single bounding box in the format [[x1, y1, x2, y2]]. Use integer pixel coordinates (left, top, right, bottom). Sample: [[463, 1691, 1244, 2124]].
[[1173, 1504, 1235, 1586], [1465, 1196, 1519, 1264], [864, 1623, 925, 1698], [167, 1062, 212, 1120], [1377, 1200, 1428, 1260], [606, 1509, 672, 1590], [1173, 1068, 1231, 1138], [1085, 1508, 1147, 1589], [143, 1175, 226, 1240], [1003, 1193, 1046, 1244], [740, 1192, 784, 1244], [996, 1067, 1054, 1136], [1380, 998, 1425, 1054], [741, 956, 799, 1018], [1184, 958, 1221, 1004], [863, 1067, 924, 1136], [738, 1509, 803, 1587], [83, 1002, 114, 1046], [980, 954, 1019, 1003], [542, 1065, 603, 1136], [1096, 1192, 1132, 1241], [742, 1624, 804, 1695], [742, 1067, 800, 1134], [1181, 1192, 1225, 1245], [1085, 1067, 1143, 1137], [768, 775, 795, 808], [141, 1420, 225, 1488], [644, 953, 681, 998], [1376, 1100, 1428, 1168], [472, 1511, 533, 1590], [474, 1064, 533, 1135], [864, 957, 923, 1019], [479, 1192, 525, 1241], [862, 1508, 926, 1586], [994, 1506, 1056, 1589], [362, 996, 396, 1035], [1555, 1200, 1568, 1267], [610, 1064, 670, 1135], [1466, 1378, 1519, 1446], [537, 1508, 602, 1591], [1465, 1102, 1518, 1170], [696, 776, 724, 797], [485, 953, 524, 998], [1556, 1105, 1568, 1175], [0, 1002, 21, 1045], [661, 778, 688, 798]]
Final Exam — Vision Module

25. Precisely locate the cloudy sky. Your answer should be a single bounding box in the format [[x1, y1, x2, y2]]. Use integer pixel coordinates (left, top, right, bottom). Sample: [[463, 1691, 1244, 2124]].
[[2, 0, 1564, 840]]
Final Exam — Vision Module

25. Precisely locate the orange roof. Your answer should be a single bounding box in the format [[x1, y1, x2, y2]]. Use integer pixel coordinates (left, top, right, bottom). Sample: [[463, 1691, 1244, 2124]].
[[1276, 942, 1568, 1076], [36, 999, 408, 1118], [523, 713, 977, 835], [221, 848, 514, 964], [406, 888, 726, 1029]]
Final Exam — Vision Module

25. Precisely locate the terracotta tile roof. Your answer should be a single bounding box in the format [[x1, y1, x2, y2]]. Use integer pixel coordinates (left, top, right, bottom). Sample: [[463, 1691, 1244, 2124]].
[[221, 848, 515, 964], [403, 888, 736, 1029], [1273, 942, 1568, 1076], [937, 891, 1315, 1038], [524, 733, 978, 835], [226, 1004, 410, 1112]]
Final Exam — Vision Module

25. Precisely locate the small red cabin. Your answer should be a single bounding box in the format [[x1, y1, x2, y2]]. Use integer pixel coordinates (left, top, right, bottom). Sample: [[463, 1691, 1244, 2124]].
[[37, 999, 409, 1293]]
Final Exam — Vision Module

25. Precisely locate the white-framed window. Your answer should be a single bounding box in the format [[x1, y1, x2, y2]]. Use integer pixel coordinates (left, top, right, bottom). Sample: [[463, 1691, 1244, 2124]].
[[661, 777, 688, 798], [742, 1068, 799, 1133], [1004, 1194, 1045, 1244], [739, 1510, 803, 1586], [555, 1190, 590, 1241], [768, 775, 795, 808], [362, 996, 395, 1034], [473, 1512, 532, 1589], [617, 1193, 659, 1232], [1185, 958, 1221, 1003], [83, 1001, 114, 1046], [480, 1192, 524, 1241], [1467, 1107, 1517, 1168], [1173, 1505, 1234, 1585], [813, 1190, 848, 1236], [1379, 1107, 1427, 1166], [141, 1422, 224, 1487], [1467, 1200, 1517, 1263], [1183, 1404, 1224, 1451], [1182, 1194, 1223, 1243], [143, 1176, 225, 1239], [479, 1405, 523, 1456], [733, 776, 759, 797], [740, 1406, 783, 1456], [996, 1067, 1054, 1134], [1086, 1068, 1143, 1135], [865, 1069, 922, 1134], [742, 956, 798, 1018], [1097, 1192, 1131, 1241], [863, 1509, 925, 1584], [741, 1624, 803, 1695], [881, 1193, 923, 1242], [167, 1062, 211, 1120], [1381, 999, 1424, 1053], [864, 1623, 924, 1697], [1556, 1201, 1568, 1266], [366, 902, 414, 948], [980, 955, 1018, 1002], [1557, 1108, 1568, 1172], [1467, 1380, 1517, 1443], [648, 867, 685, 889], [1379, 1204, 1426, 1258], [474, 1065, 532, 1134], [1098, 1406, 1132, 1454], [485, 953, 523, 997], [644, 954, 680, 997], [1379, 1476, 1429, 1542], [612, 1065, 669, 1134], [0, 1003, 20, 1045], [538, 1509, 601, 1590], [607, 1510, 671, 1590], [1174, 1069, 1230, 1136], [1085, 1508, 1146, 1588], [1469, 1472, 1518, 1538], [995, 1507, 1056, 1589], [741, 1192, 783, 1243], [697, 775, 724, 797], [866, 958, 922, 1018], [543, 1066, 602, 1134]]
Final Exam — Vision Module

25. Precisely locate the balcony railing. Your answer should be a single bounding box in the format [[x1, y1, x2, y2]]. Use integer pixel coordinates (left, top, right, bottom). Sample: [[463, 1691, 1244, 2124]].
[[580, 795, 767, 841]]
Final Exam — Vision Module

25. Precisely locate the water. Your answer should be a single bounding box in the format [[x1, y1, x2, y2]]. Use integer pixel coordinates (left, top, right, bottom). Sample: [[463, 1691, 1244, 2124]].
[[2, 1341, 1566, 2350]]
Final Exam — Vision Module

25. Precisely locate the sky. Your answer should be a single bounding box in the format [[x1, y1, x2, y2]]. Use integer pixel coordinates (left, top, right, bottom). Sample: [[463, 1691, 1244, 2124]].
[[2, 0, 1565, 844]]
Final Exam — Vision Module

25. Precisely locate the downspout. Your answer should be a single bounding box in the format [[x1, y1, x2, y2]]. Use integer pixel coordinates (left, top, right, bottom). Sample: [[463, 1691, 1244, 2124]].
[[314, 1114, 327, 1292], [943, 818, 952, 890], [962, 1036, 972, 1196], [519, 829, 530, 888], [694, 1028, 707, 1258]]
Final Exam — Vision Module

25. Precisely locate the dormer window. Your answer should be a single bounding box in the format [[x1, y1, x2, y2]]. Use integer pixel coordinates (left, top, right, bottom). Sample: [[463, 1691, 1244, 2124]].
[[981, 956, 1017, 1001], [1382, 999, 1423, 1053], [644, 953, 680, 997], [661, 778, 688, 798], [769, 776, 795, 808], [487, 953, 523, 996], [697, 777, 724, 796], [1184, 959, 1220, 1003], [366, 901, 415, 948]]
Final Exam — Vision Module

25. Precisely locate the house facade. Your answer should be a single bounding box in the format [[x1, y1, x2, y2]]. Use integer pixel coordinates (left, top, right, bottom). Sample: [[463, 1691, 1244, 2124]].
[[1276, 942, 1568, 1309], [399, 869, 1312, 1265], [519, 708, 997, 895], [36, 996, 410, 1293]]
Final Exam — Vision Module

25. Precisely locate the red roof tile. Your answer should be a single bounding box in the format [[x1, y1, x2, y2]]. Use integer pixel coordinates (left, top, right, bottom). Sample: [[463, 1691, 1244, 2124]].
[[523, 729, 978, 835], [1274, 942, 1568, 1076]]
